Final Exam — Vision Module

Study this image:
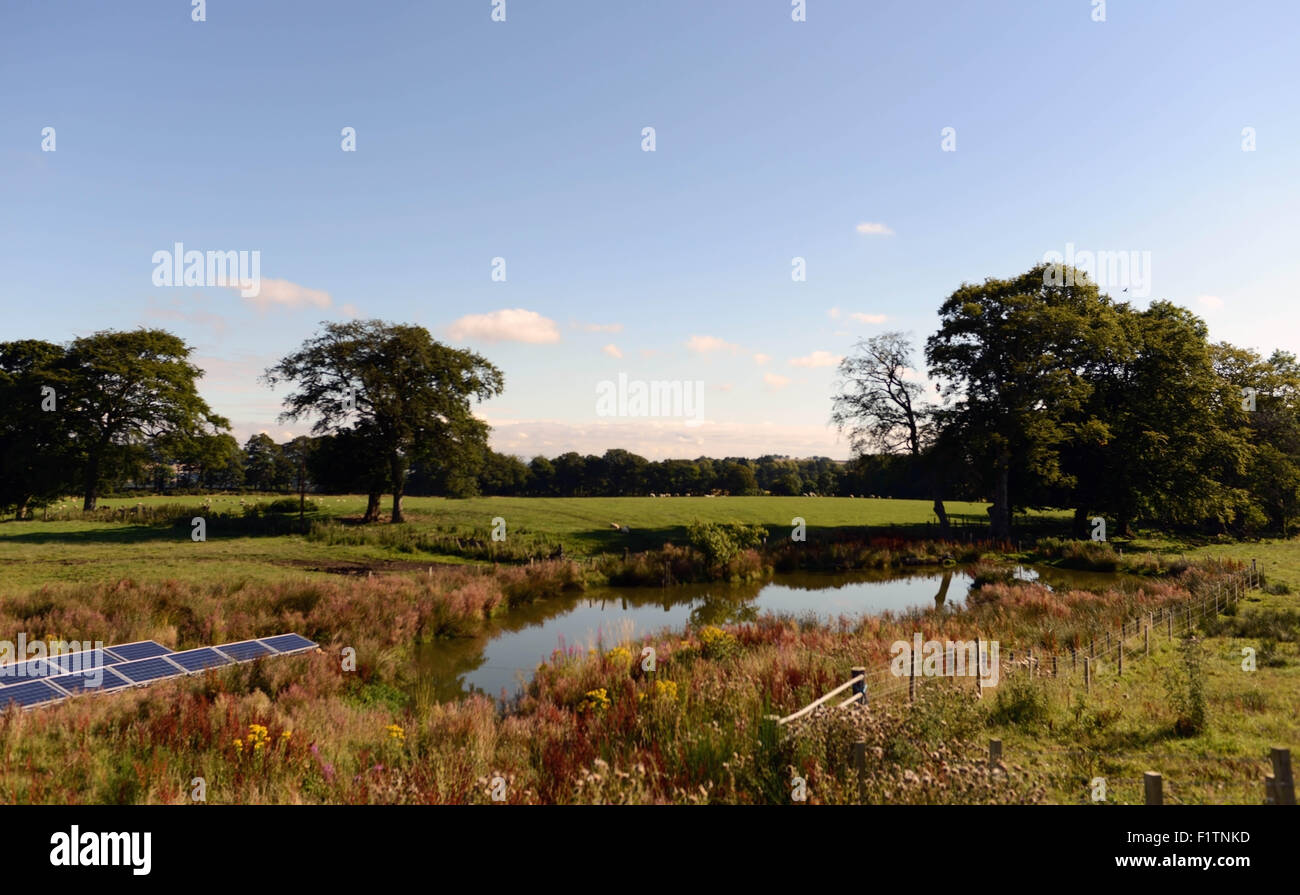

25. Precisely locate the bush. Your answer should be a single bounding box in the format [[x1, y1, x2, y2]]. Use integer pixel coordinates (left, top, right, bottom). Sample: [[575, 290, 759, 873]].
[[988, 676, 1051, 729], [686, 520, 768, 569], [263, 497, 318, 514], [1164, 636, 1208, 736]]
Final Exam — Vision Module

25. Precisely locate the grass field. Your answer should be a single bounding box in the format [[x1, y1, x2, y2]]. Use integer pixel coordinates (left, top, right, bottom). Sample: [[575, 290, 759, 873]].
[[1, 494, 1060, 590]]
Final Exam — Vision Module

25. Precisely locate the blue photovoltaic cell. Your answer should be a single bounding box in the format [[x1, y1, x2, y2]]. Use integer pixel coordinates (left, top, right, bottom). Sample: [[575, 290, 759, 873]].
[[0, 658, 63, 684], [114, 657, 183, 684], [167, 648, 233, 673], [104, 641, 172, 662], [216, 640, 274, 661], [47, 667, 130, 695], [0, 680, 65, 709], [258, 634, 317, 655], [51, 650, 123, 673]]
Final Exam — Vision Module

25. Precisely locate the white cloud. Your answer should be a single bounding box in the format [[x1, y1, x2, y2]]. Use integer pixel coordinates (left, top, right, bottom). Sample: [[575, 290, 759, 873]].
[[850, 312, 888, 324], [827, 307, 842, 320], [789, 350, 842, 368], [856, 222, 894, 236], [763, 373, 791, 390], [1197, 295, 1224, 310], [686, 335, 740, 355], [752, 352, 771, 365], [448, 308, 561, 344], [581, 322, 624, 333], [340, 303, 359, 319], [602, 343, 623, 358], [240, 278, 333, 311]]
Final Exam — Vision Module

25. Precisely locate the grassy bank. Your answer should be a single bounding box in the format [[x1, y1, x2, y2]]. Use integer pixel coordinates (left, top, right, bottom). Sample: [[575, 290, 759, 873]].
[[3, 555, 1292, 804]]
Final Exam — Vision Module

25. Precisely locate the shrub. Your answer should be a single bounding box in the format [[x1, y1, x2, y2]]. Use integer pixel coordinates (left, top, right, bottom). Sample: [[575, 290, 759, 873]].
[[686, 520, 768, 569], [988, 676, 1051, 729], [1164, 636, 1208, 736]]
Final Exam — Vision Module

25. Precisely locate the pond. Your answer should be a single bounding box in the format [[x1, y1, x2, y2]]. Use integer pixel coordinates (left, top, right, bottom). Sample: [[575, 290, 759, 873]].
[[413, 564, 1149, 702]]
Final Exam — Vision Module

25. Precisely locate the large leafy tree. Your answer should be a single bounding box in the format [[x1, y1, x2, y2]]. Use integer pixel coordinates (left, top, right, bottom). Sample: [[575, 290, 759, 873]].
[[926, 265, 1125, 538], [0, 340, 74, 517], [265, 320, 504, 522], [57, 329, 227, 510]]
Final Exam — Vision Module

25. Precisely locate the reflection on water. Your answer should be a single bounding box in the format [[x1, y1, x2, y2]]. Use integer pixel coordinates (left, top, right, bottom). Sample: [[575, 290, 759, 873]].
[[413, 564, 1146, 703]]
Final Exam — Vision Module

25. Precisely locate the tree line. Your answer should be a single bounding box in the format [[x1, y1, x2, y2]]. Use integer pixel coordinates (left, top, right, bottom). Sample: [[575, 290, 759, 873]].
[[833, 263, 1300, 538]]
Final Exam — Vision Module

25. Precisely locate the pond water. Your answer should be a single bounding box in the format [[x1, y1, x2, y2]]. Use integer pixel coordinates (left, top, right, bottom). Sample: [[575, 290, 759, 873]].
[[413, 564, 1147, 702]]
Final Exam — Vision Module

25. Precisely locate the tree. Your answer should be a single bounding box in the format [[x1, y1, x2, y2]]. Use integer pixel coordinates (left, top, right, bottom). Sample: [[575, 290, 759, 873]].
[[58, 329, 228, 510], [243, 434, 290, 491], [925, 266, 1125, 538], [834, 332, 950, 532], [0, 340, 73, 517], [265, 320, 503, 522]]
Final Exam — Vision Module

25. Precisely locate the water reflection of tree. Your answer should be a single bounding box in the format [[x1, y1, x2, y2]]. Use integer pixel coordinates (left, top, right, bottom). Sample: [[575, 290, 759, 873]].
[[689, 595, 761, 626], [933, 569, 953, 610]]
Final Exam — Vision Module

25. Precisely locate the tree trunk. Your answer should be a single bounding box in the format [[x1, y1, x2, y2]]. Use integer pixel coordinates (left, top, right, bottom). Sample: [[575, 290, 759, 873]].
[[991, 451, 1011, 539], [389, 455, 405, 524], [82, 455, 100, 511], [1072, 506, 1088, 539], [931, 494, 950, 537], [363, 490, 382, 523]]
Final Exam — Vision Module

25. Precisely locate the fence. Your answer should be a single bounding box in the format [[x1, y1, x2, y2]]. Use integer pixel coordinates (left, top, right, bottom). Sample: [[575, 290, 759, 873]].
[[763, 561, 1295, 804]]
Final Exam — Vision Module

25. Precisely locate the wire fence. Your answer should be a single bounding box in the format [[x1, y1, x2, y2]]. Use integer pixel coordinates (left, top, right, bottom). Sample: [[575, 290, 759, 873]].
[[764, 561, 1296, 804]]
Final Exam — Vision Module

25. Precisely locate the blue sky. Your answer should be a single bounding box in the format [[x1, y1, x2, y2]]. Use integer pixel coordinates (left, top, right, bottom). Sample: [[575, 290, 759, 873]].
[[3, 0, 1298, 459]]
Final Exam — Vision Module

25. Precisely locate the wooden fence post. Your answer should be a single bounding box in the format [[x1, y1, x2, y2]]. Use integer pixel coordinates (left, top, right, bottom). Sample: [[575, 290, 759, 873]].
[[1052, 654, 1058, 677], [1118, 641, 1124, 676], [1271, 748, 1296, 806], [1028, 648, 1034, 678], [1084, 656, 1091, 693], [853, 740, 867, 803], [1144, 771, 1163, 805], [974, 638, 982, 697], [851, 666, 866, 707], [1265, 774, 1278, 805], [989, 738, 1002, 767], [1145, 620, 1150, 656], [1071, 647, 1077, 672]]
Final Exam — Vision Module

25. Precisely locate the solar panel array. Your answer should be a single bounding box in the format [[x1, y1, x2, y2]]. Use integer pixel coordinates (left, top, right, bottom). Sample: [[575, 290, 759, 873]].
[[0, 633, 317, 710]]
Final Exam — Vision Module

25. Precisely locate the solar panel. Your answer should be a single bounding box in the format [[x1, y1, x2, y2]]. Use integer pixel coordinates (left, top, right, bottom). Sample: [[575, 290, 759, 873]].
[[167, 648, 233, 673], [104, 641, 172, 662], [0, 680, 65, 709], [47, 667, 131, 695], [0, 658, 63, 684], [51, 649, 123, 673], [215, 640, 274, 661], [5, 632, 320, 710], [258, 633, 317, 655], [114, 657, 184, 684]]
